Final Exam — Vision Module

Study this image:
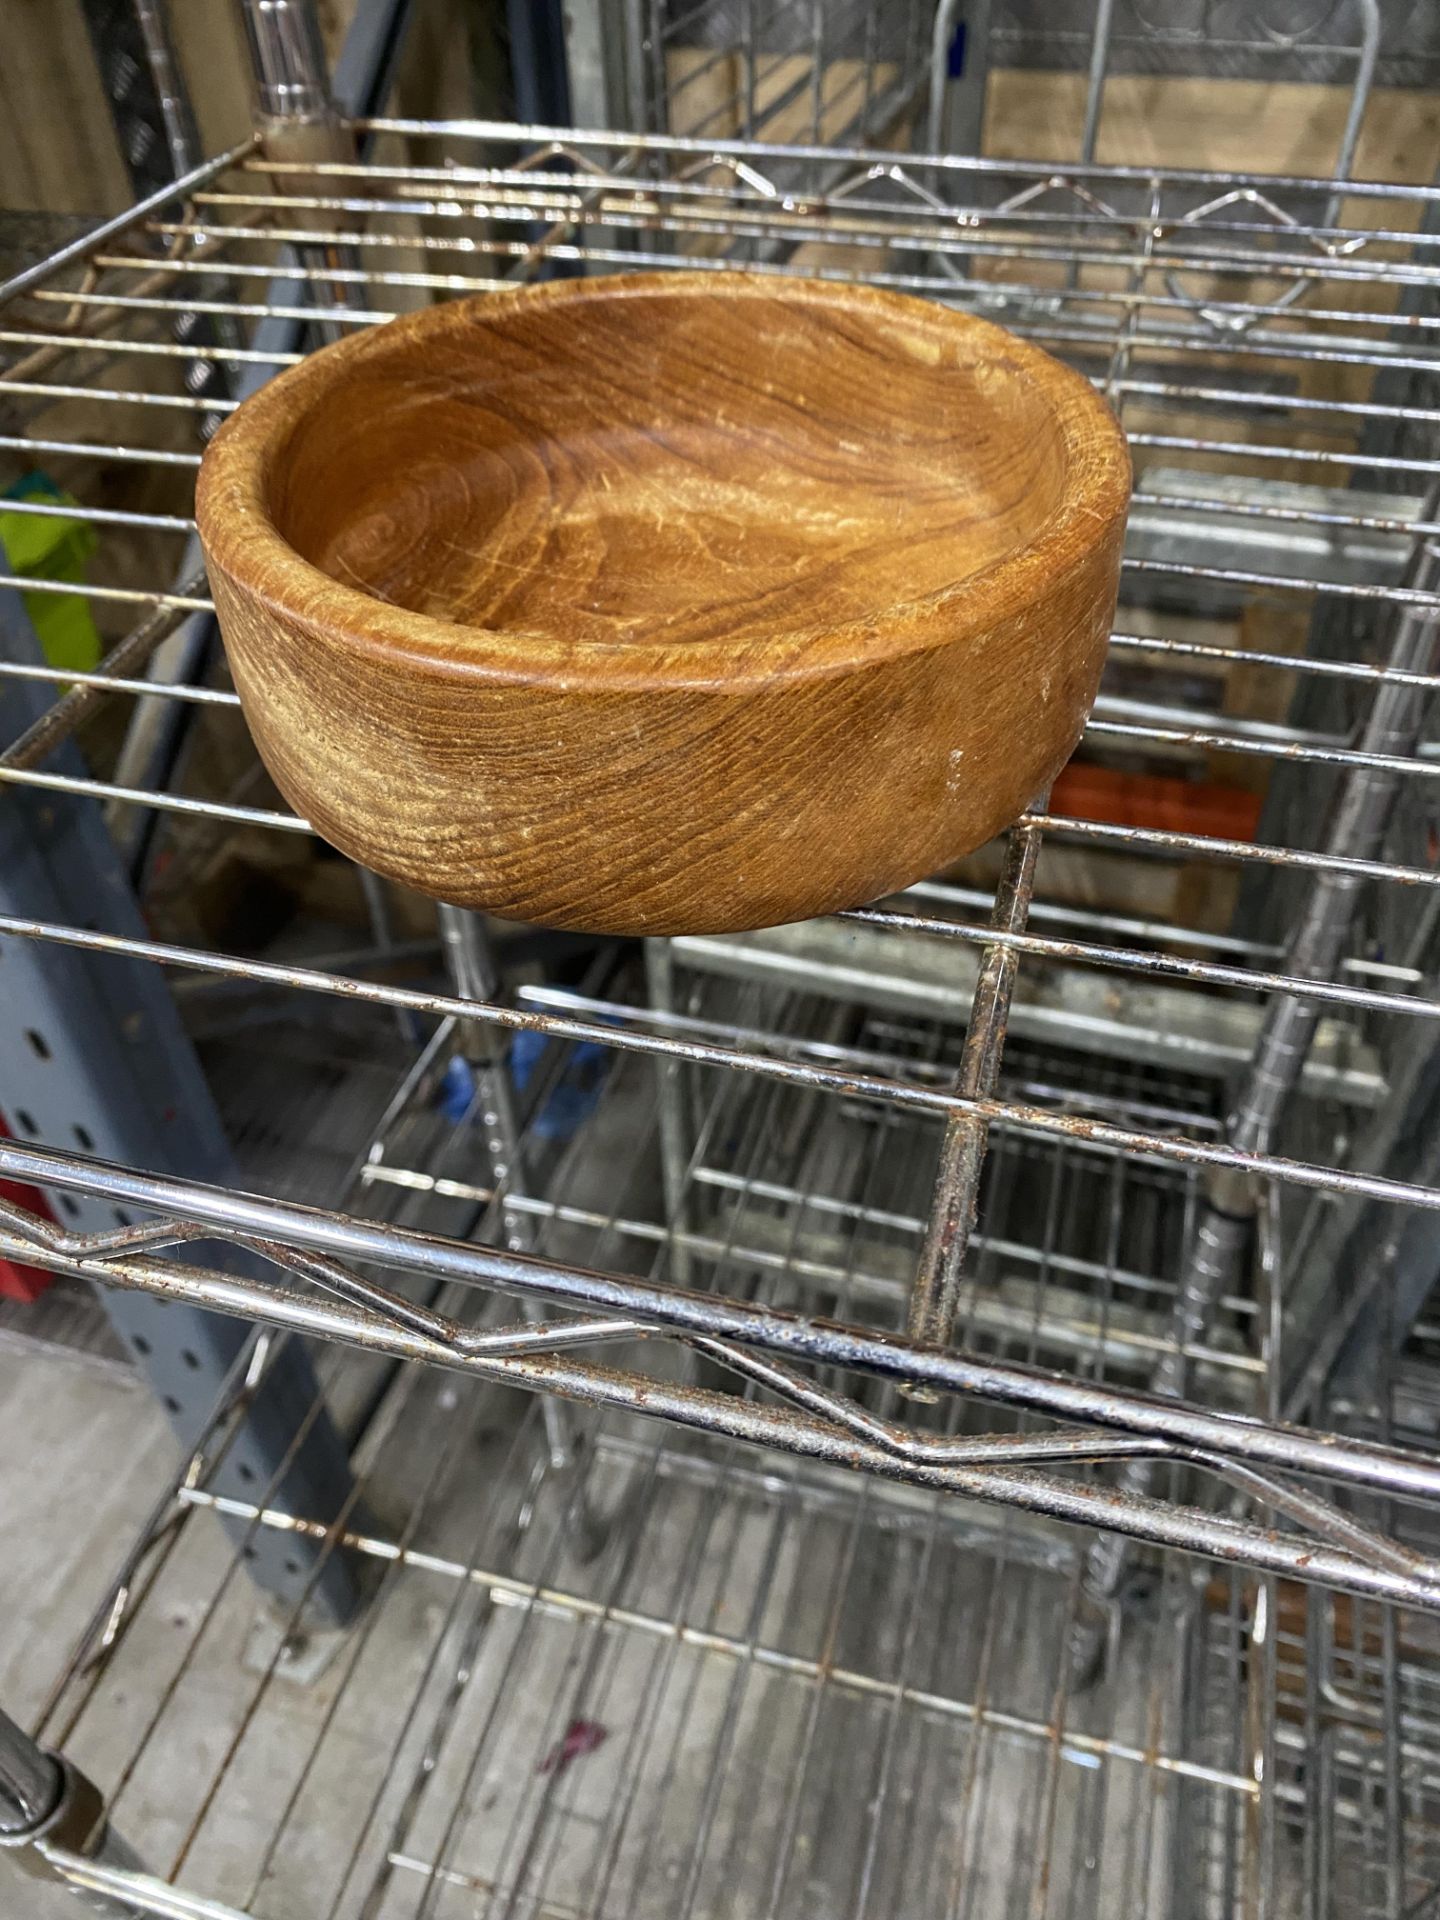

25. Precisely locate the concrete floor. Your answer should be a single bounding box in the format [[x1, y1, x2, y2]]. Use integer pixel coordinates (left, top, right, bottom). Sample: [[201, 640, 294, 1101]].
[[0, 1339, 168, 1917], [0, 1344, 165, 1728]]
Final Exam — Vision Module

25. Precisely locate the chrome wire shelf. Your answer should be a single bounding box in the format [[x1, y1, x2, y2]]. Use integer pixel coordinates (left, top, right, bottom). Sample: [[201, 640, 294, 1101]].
[[4, 109, 1440, 1916], [18, 983, 1438, 1919], [18, 1003, 1259, 1920]]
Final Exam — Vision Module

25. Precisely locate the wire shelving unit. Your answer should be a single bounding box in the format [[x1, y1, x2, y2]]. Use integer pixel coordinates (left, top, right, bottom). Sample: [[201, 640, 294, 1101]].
[[2, 1, 1440, 1912]]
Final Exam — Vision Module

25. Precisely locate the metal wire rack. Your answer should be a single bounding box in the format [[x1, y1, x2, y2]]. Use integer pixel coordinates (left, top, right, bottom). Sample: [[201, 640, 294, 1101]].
[[6, 996, 1436, 1919], [631, 0, 937, 149], [3, 56, 1440, 1920]]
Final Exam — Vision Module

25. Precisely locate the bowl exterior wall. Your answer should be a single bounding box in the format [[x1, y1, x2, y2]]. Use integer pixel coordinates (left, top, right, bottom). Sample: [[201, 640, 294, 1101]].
[[205, 522, 1123, 937]]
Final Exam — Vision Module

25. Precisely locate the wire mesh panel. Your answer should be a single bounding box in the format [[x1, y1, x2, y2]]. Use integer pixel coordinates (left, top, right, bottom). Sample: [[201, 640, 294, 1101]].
[[4, 112, 1440, 1916], [25, 1043, 1256, 1920], [635, 0, 938, 147]]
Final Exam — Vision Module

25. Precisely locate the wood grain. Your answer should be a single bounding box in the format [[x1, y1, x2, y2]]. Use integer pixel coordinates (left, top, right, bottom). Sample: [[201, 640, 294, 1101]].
[[196, 273, 1130, 936]]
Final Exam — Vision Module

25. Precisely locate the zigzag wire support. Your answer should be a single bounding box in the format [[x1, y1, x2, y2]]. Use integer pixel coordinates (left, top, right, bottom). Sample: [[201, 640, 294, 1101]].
[[1, 1166, 1437, 1608]]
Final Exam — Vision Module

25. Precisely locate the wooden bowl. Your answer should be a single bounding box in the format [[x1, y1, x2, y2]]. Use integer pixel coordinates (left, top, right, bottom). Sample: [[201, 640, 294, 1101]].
[[196, 273, 1130, 936]]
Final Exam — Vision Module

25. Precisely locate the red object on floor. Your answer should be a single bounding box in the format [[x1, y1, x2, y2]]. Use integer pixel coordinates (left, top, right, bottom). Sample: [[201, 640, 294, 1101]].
[[0, 1116, 54, 1303], [538, 1719, 609, 1777]]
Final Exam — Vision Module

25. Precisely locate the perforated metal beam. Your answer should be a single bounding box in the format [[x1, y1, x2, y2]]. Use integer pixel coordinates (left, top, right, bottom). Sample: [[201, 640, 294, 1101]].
[[0, 589, 357, 1622]]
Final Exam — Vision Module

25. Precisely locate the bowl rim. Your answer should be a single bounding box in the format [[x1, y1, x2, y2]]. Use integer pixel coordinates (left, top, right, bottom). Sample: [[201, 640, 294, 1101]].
[[196, 270, 1132, 694]]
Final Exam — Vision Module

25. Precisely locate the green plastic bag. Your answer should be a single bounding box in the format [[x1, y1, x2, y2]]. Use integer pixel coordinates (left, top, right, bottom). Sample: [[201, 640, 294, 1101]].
[[0, 473, 102, 672]]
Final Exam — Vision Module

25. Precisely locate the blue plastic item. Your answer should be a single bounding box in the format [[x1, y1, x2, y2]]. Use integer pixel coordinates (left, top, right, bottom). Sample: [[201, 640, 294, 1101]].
[[512, 1030, 610, 1141]]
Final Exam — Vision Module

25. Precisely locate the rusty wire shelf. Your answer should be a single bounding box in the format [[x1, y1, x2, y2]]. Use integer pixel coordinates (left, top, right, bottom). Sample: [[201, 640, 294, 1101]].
[[3, 103, 1440, 1917]]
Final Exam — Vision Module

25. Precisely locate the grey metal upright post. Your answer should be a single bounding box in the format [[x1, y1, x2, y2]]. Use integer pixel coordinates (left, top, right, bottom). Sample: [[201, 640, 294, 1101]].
[[438, 906, 585, 1476], [561, 0, 637, 130], [238, 0, 365, 338], [131, 0, 204, 180], [645, 938, 696, 1288], [436, 906, 607, 1557], [240, 0, 336, 124], [926, 0, 992, 160], [0, 596, 360, 1622]]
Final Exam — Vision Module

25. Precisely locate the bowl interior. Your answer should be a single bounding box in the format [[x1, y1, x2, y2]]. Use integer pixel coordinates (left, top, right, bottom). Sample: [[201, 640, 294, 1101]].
[[267, 286, 1071, 648]]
